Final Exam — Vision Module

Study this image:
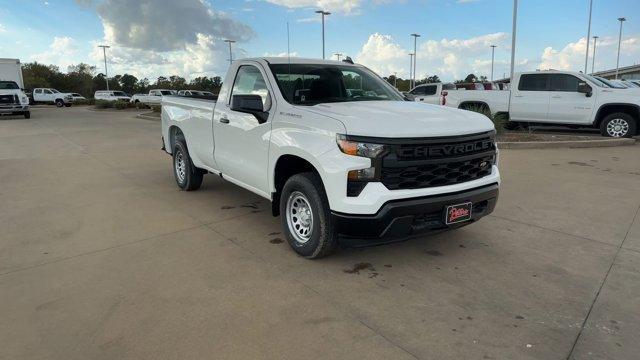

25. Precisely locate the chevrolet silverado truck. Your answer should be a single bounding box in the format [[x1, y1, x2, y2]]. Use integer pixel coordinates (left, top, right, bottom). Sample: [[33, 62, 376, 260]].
[[0, 80, 30, 118], [162, 58, 501, 258], [442, 70, 639, 137]]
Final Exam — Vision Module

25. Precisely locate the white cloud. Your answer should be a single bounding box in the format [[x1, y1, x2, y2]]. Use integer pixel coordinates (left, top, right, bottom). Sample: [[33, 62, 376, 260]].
[[539, 36, 640, 73], [0, 23, 6, 33], [263, 51, 300, 57], [355, 32, 516, 81], [31, 36, 80, 70], [264, 0, 362, 14]]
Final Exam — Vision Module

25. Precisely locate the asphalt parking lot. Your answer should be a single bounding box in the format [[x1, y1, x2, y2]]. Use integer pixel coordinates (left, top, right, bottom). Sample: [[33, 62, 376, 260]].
[[1, 106, 639, 360]]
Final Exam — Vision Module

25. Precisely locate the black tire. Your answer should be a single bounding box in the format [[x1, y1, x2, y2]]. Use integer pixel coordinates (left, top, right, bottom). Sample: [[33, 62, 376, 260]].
[[24, 111, 30, 119], [279, 172, 338, 259], [172, 139, 204, 191], [600, 112, 636, 138], [55, 99, 64, 107]]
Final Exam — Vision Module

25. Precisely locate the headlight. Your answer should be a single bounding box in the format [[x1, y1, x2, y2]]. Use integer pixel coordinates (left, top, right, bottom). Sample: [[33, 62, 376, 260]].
[[336, 134, 387, 197], [336, 134, 386, 158], [21, 96, 29, 104]]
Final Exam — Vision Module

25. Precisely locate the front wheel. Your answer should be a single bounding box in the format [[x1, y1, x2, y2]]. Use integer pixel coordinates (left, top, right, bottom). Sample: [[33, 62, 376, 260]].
[[55, 99, 64, 107], [280, 172, 338, 259], [172, 139, 204, 191], [600, 113, 636, 138], [24, 111, 30, 119]]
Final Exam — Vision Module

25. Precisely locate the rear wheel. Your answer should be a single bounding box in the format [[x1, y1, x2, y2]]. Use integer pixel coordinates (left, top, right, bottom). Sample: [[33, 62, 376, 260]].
[[280, 172, 337, 259], [55, 99, 64, 107], [600, 113, 636, 138], [24, 111, 30, 119], [172, 139, 204, 191]]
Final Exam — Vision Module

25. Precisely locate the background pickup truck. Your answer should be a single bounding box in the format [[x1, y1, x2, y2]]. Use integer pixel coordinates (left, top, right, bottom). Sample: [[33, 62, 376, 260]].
[[32, 88, 74, 107], [442, 70, 640, 137], [130, 89, 176, 105], [162, 57, 500, 258]]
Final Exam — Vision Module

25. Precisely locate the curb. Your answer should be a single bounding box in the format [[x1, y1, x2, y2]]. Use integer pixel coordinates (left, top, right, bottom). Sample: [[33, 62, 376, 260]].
[[136, 112, 160, 120], [498, 138, 636, 149]]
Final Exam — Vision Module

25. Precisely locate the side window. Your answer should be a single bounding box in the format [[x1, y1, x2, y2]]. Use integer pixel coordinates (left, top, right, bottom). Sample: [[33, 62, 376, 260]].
[[424, 85, 437, 96], [518, 74, 548, 91], [410, 87, 426, 95], [44, 90, 53, 94], [35, 89, 42, 94], [549, 74, 580, 92], [231, 65, 269, 107]]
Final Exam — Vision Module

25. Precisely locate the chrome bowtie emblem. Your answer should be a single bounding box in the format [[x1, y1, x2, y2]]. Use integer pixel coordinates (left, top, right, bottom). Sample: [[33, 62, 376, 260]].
[[480, 161, 488, 168]]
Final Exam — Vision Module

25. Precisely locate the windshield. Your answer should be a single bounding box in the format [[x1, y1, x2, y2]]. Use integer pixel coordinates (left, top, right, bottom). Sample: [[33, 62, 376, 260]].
[[582, 75, 611, 88], [269, 63, 404, 105], [623, 81, 640, 88], [51, 89, 60, 93], [593, 76, 626, 89], [113, 91, 127, 96], [0, 81, 19, 89]]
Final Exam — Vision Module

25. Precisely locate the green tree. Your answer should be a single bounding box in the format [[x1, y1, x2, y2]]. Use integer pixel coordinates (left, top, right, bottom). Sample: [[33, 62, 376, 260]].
[[119, 74, 138, 95]]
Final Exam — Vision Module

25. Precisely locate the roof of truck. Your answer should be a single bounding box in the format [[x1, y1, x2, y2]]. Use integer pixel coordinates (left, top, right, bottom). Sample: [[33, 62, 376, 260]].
[[247, 57, 359, 66]]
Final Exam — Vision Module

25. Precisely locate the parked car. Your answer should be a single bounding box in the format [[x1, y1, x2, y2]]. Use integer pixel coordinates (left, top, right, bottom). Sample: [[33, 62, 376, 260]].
[[94, 90, 131, 102], [161, 57, 500, 258], [71, 93, 86, 101], [0, 80, 30, 119], [32, 88, 74, 107], [130, 89, 176, 105], [441, 70, 640, 137]]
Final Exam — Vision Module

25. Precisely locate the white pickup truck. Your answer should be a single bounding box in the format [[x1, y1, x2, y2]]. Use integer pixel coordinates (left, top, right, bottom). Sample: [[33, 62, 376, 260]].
[[162, 57, 501, 258], [442, 70, 640, 137], [32, 88, 74, 107], [131, 89, 176, 105]]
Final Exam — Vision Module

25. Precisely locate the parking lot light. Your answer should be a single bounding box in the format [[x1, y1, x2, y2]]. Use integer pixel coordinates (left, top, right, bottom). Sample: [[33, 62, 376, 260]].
[[98, 45, 110, 91], [224, 39, 236, 66], [615, 17, 626, 79], [410, 33, 420, 89], [490, 45, 497, 81], [584, 0, 593, 74], [591, 35, 598, 74], [315, 10, 331, 59]]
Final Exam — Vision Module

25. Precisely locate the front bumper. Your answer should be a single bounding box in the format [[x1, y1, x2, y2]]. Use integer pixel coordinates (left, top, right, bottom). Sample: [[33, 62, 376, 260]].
[[332, 184, 498, 246], [0, 104, 29, 114]]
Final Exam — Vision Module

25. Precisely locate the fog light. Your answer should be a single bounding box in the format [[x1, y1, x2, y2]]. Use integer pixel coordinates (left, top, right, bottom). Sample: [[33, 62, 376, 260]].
[[348, 167, 376, 181]]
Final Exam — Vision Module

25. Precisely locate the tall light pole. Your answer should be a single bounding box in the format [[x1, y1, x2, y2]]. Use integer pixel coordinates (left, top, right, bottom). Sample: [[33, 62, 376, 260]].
[[315, 10, 331, 59], [334, 53, 342, 61], [591, 35, 599, 74], [615, 17, 626, 79], [98, 45, 110, 91], [584, 0, 593, 74], [410, 33, 420, 89], [394, 72, 398, 88], [509, 0, 518, 83], [408, 53, 414, 89], [490, 45, 497, 81], [224, 39, 235, 66]]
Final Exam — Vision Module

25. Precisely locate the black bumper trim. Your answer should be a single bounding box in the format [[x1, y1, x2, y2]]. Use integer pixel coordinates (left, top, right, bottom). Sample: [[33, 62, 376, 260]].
[[332, 184, 499, 246]]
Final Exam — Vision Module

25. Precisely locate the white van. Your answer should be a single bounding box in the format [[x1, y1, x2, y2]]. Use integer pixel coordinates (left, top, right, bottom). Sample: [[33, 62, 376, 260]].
[[94, 90, 131, 102]]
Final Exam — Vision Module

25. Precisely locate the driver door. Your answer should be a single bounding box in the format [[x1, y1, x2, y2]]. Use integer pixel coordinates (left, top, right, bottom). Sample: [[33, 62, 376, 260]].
[[213, 63, 274, 195]]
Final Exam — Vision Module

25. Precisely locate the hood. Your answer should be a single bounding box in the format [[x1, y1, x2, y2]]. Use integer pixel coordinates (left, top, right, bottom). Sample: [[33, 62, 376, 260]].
[[306, 101, 495, 138]]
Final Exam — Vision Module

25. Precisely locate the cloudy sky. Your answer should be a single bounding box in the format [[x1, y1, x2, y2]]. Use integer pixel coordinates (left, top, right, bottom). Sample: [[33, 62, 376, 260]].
[[1, 0, 639, 82]]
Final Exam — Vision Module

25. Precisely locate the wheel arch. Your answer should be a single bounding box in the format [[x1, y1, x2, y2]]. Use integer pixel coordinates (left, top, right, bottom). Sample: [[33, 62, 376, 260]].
[[459, 101, 491, 114], [593, 103, 640, 127], [167, 125, 185, 154], [271, 154, 324, 217]]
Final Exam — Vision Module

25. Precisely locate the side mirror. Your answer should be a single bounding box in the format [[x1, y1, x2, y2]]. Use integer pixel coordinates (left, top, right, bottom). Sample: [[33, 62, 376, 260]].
[[577, 82, 592, 97], [230, 94, 269, 123]]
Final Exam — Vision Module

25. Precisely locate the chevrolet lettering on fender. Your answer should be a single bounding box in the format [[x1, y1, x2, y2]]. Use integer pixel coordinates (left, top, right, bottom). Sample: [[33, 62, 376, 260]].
[[161, 57, 501, 258]]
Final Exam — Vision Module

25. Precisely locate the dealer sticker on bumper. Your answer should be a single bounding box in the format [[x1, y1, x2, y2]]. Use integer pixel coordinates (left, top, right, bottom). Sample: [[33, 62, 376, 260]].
[[445, 202, 472, 225]]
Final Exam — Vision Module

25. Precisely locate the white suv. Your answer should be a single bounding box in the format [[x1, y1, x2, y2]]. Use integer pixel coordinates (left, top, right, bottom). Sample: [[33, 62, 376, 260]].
[[94, 90, 131, 102], [32, 88, 74, 107]]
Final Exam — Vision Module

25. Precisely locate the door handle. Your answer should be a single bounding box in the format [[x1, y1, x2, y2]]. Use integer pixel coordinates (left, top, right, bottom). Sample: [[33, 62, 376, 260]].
[[219, 117, 230, 124], [551, 96, 561, 99], [514, 95, 523, 98]]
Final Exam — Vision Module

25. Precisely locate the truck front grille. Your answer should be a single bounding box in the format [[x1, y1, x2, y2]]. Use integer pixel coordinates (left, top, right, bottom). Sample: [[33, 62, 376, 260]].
[[0, 94, 18, 104], [380, 132, 496, 190]]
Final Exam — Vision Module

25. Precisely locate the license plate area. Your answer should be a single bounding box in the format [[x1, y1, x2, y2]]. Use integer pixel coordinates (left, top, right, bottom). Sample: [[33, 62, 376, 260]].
[[445, 202, 472, 225]]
